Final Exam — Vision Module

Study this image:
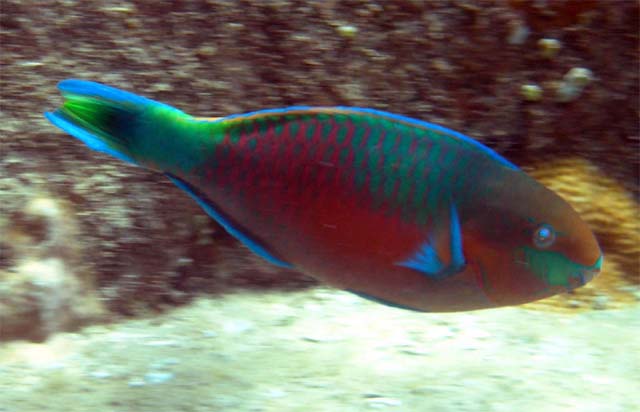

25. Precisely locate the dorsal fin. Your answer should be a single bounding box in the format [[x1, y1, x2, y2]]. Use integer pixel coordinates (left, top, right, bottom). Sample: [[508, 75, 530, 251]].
[[165, 173, 293, 268], [204, 106, 517, 170]]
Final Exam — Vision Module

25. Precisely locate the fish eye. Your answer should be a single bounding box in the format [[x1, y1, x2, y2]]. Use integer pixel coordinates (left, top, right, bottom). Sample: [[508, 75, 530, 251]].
[[533, 224, 556, 249]]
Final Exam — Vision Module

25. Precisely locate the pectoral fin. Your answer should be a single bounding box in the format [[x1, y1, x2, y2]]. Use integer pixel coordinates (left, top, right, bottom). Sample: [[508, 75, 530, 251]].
[[398, 203, 465, 279]]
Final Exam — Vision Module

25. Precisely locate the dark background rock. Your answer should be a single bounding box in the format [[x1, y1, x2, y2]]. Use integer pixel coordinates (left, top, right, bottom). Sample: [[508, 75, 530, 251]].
[[1, 0, 638, 339]]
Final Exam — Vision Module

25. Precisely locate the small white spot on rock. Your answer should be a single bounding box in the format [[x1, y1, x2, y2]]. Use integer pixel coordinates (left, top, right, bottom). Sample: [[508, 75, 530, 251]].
[[202, 330, 218, 338], [365, 395, 403, 408], [337, 25, 358, 38], [25, 197, 61, 219], [150, 358, 180, 370], [144, 371, 174, 385], [223, 319, 254, 334], [507, 22, 529, 45], [145, 340, 180, 347], [128, 379, 146, 388], [520, 84, 543, 101], [264, 388, 287, 398], [592, 295, 609, 310], [89, 370, 112, 379], [564, 67, 594, 87], [538, 38, 562, 58]]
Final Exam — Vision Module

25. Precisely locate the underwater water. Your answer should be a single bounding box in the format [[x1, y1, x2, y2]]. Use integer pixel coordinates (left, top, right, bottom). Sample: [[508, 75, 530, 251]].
[[1, 1, 639, 411]]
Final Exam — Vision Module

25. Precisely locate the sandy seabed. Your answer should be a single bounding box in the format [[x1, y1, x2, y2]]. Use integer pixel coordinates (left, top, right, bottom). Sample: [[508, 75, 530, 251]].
[[0, 288, 638, 412]]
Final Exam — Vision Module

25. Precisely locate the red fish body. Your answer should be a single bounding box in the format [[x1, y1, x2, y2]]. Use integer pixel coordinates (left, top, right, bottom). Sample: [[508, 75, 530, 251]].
[[45, 80, 603, 312]]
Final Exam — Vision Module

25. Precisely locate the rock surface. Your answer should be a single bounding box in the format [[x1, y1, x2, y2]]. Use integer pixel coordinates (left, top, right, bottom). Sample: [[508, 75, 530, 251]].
[[1, 1, 638, 340]]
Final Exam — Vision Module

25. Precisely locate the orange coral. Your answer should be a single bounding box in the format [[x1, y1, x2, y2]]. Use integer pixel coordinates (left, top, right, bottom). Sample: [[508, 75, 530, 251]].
[[525, 157, 639, 310]]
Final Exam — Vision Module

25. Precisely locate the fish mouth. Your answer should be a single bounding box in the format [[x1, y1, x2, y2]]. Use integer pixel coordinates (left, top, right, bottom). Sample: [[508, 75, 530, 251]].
[[569, 254, 603, 289]]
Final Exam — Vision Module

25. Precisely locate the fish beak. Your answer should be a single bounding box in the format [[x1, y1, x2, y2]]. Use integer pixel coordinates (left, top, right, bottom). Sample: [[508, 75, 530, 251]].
[[578, 254, 603, 287]]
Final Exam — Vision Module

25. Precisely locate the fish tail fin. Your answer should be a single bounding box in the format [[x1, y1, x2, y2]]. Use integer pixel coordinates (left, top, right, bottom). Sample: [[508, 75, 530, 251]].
[[44, 79, 184, 166]]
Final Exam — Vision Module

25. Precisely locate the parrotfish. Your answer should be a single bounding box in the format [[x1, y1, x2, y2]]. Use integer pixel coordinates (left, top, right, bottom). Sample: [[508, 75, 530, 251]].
[[45, 80, 603, 312]]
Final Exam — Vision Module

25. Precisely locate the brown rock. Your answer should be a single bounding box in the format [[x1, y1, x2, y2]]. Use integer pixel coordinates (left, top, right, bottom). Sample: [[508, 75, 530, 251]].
[[1, 1, 637, 339]]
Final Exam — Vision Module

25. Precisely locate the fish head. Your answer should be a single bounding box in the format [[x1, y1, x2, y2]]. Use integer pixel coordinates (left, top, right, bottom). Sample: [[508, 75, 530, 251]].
[[464, 168, 603, 306]]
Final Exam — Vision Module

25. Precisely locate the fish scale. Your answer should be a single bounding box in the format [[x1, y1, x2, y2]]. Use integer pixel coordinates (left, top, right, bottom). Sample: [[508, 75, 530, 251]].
[[45, 80, 603, 312]]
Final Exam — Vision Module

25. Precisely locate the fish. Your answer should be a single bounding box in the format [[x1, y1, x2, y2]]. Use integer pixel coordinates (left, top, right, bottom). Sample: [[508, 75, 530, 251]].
[[44, 80, 603, 312]]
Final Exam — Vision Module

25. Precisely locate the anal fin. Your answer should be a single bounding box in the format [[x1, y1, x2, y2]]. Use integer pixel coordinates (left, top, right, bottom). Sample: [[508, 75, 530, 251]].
[[166, 173, 293, 268], [347, 289, 422, 312]]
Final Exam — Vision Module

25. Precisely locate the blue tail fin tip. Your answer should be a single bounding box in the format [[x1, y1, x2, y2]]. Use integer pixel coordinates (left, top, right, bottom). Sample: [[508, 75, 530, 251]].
[[57, 79, 151, 106], [56, 79, 180, 113], [44, 111, 137, 165]]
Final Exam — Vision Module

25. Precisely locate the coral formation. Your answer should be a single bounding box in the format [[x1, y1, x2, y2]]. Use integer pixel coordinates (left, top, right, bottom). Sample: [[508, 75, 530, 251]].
[[526, 158, 640, 310], [0, 191, 104, 341]]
